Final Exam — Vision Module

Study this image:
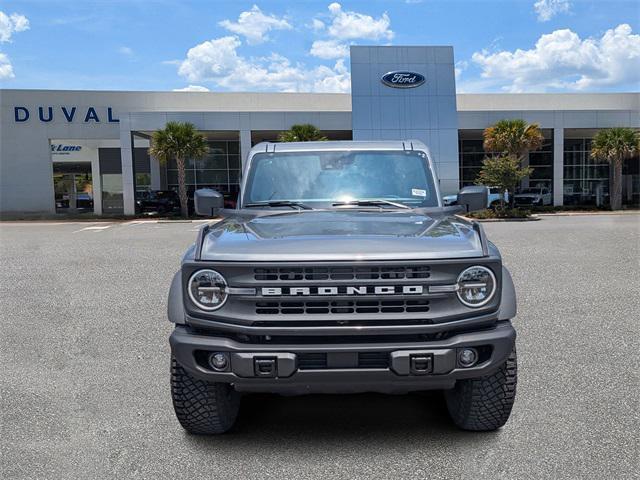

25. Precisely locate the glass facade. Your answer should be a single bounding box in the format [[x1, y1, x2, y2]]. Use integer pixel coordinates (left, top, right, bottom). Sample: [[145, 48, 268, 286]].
[[101, 174, 124, 213], [98, 148, 124, 214], [528, 137, 553, 191], [458, 138, 487, 188], [166, 140, 240, 198], [458, 132, 553, 192], [624, 154, 640, 207], [133, 147, 152, 192], [52, 162, 94, 213], [563, 138, 609, 206], [564, 137, 640, 207]]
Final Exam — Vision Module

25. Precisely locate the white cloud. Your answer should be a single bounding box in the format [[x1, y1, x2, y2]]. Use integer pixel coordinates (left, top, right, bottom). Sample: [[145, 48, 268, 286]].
[[533, 0, 570, 22], [173, 85, 210, 92], [118, 46, 134, 56], [454, 60, 468, 80], [310, 39, 349, 60], [0, 11, 28, 80], [0, 52, 14, 79], [308, 3, 393, 59], [178, 36, 242, 81], [177, 3, 398, 92], [310, 18, 325, 31], [471, 24, 640, 92], [325, 3, 393, 41], [177, 35, 350, 93], [311, 58, 351, 93], [219, 5, 291, 45], [0, 11, 29, 42]]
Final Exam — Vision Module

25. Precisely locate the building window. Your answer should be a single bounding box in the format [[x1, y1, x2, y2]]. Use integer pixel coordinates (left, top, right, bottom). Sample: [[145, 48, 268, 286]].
[[563, 138, 610, 206], [133, 147, 152, 192], [98, 148, 124, 214], [166, 140, 241, 198], [623, 153, 640, 207], [459, 130, 554, 193], [136, 173, 151, 191], [528, 136, 553, 192], [458, 138, 488, 188]]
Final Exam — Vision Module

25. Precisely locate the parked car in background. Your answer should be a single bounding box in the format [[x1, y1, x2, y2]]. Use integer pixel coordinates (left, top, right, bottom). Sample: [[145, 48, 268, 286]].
[[55, 192, 94, 211], [514, 187, 552, 206], [443, 187, 508, 209], [135, 190, 181, 215]]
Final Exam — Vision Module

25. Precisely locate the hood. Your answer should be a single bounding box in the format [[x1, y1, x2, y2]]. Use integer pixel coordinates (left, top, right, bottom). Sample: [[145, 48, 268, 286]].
[[199, 209, 484, 262]]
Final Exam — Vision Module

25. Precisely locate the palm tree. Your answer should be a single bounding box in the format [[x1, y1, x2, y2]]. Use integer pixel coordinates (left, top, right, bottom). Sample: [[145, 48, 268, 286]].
[[483, 119, 545, 162], [482, 119, 545, 207], [149, 122, 209, 217], [590, 128, 640, 210], [278, 124, 327, 142]]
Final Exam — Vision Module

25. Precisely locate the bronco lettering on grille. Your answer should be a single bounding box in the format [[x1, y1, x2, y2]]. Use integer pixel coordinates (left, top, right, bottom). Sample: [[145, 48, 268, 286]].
[[261, 285, 424, 296]]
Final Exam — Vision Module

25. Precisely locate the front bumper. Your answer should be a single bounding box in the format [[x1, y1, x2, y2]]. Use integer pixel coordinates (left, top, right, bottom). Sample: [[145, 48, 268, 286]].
[[170, 321, 516, 394]]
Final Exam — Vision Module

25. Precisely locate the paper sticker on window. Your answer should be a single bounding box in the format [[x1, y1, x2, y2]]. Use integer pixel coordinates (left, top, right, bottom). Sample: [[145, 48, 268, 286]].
[[411, 188, 427, 197]]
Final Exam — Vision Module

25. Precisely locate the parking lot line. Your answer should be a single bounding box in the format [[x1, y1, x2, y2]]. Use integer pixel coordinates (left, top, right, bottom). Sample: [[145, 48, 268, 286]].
[[72, 225, 112, 233]]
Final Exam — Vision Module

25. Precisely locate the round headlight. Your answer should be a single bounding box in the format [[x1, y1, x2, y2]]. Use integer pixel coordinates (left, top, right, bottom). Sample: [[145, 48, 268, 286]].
[[456, 266, 496, 308], [188, 269, 228, 311]]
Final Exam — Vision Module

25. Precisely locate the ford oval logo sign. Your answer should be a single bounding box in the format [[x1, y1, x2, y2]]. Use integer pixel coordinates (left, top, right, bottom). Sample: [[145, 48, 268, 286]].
[[381, 71, 425, 88]]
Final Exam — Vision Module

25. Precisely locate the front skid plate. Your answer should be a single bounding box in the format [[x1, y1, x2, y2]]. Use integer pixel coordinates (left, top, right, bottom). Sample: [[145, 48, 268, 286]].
[[170, 321, 516, 395]]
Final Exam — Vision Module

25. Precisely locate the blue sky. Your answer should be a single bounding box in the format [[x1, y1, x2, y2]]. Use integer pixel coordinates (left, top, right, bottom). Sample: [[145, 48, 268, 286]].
[[0, 0, 638, 93]]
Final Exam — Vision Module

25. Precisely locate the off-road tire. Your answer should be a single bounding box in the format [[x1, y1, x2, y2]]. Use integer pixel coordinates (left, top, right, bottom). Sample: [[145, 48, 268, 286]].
[[171, 356, 240, 434], [445, 347, 517, 431]]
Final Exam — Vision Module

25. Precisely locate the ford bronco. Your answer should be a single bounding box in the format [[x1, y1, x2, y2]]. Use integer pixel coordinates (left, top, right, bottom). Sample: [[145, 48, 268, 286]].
[[168, 140, 517, 434]]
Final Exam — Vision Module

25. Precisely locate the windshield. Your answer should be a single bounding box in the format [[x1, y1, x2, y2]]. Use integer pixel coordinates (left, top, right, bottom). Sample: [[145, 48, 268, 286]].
[[519, 188, 541, 194], [243, 150, 439, 208]]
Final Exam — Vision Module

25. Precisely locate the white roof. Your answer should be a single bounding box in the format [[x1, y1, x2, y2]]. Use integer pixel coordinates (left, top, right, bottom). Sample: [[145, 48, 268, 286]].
[[456, 93, 639, 111]]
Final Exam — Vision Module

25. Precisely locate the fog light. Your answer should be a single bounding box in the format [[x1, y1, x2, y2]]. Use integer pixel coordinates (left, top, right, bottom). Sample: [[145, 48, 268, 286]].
[[209, 352, 229, 371], [458, 348, 478, 368]]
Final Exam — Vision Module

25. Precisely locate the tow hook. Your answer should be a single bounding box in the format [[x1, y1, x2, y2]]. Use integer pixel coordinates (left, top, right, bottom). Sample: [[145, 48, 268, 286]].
[[409, 354, 433, 375]]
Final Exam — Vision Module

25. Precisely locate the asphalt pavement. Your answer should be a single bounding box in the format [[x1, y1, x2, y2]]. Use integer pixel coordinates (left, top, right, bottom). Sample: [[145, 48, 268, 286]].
[[1, 215, 638, 479]]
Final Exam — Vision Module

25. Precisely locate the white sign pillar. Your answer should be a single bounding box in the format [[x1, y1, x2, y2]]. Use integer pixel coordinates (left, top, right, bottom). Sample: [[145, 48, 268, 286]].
[[119, 116, 136, 215], [553, 127, 564, 206]]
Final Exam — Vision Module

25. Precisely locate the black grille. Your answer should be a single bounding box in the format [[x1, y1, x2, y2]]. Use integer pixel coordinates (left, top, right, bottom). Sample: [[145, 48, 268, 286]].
[[254, 266, 430, 281], [253, 318, 433, 327], [255, 299, 430, 315], [297, 352, 390, 370], [297, 353, 327, 369], [357, 352, 390, 368]]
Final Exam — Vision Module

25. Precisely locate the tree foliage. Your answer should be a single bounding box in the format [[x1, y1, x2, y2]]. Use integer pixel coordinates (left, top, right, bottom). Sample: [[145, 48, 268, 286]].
[[480, 119, 544, 208], [476, 156, 533, 210], [483, 119, 544, 161], [590, 127, 640, 210], [148, 122, 209, 217], [278, 124, 328, 142]]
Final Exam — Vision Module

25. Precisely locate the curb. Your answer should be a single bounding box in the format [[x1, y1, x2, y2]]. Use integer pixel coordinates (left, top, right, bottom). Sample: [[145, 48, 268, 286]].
[[471, 216, 541, 222], [535, 211, 639, 217]]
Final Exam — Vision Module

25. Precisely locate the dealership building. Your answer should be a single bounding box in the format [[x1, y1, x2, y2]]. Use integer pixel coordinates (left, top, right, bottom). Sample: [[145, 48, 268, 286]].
[[1, 45, 638, 216]]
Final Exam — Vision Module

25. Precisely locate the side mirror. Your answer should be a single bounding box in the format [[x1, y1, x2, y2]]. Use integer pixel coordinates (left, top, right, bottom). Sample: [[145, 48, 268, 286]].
[[194, 188, 224, 217], [457, 186, 488, 213]]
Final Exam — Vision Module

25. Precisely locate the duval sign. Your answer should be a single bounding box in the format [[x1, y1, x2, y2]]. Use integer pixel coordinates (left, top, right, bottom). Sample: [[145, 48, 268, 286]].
[[14, 106, 119, 123], [381, 71, 426, 88]]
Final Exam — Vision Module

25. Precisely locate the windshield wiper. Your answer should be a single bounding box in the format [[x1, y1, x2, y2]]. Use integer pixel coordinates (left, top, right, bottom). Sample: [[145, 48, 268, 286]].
[[332, 199, 411, 210], [244, 200, 314, 210]]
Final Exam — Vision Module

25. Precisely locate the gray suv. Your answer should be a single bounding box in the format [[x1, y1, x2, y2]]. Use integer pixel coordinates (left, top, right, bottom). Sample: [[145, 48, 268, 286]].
[[168, 140, 517, 434]]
